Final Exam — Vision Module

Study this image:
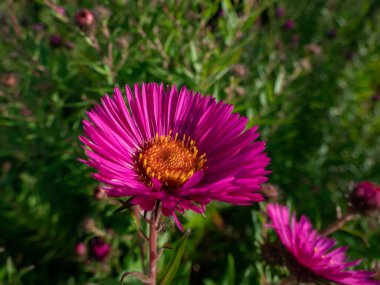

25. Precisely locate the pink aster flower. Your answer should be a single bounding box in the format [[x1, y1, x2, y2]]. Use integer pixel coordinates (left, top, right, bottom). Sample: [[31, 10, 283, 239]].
[[267, 204, 378, 285], [80, 83, 269, 229]]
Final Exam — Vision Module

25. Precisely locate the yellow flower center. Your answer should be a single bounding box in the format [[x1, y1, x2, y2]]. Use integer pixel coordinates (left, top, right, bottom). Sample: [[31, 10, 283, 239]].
[[135, 133, 206, 190]]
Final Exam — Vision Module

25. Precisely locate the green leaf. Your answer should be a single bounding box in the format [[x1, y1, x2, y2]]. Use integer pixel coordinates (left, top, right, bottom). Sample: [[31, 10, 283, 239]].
[[240, 0, 271, 32], [158, 230, 190, 285], [227, 254, 235, 285]]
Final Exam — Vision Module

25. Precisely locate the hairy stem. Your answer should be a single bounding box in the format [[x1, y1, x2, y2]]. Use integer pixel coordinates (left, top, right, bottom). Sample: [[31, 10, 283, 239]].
[[148, 203, 161, 285], [321, 211, 356, 236]]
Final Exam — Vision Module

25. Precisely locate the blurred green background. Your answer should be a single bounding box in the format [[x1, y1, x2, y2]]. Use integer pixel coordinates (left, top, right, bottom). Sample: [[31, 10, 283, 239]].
[[1, 0, 379, 284]]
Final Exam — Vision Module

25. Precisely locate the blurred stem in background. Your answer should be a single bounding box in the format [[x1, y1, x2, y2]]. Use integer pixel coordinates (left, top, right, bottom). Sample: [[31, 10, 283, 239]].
[[321, 210, 356, 236]]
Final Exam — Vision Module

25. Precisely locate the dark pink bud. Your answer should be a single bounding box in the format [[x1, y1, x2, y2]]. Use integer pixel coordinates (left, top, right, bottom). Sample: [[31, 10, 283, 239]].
[[372, 92, 380, 102], [217, 8, 224, 17], [33, 23, 45, 32], [275, 7, 285, 18], [89, 237, 110, 261], [54, 6, 66, 16], [75, 242, 87, 257], [49, 34, 63, 48], [350, 181, 380, 213], [326, 29, 337, 39], [1, 73, 17, 87], [93, 186, 107, 200], [260, 183, 281, 202], [65, 41, 74, 50], [282, 19, 295, 30], [75, 9, 95, 29]]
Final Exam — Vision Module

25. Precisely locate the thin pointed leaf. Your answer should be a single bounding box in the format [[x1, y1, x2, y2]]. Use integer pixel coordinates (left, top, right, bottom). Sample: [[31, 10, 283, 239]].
[[112, 197, 135, 215], [158, 230, 190, 285]]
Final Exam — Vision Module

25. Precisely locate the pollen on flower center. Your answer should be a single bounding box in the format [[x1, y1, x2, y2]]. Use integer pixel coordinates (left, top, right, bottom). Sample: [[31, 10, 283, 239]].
[[135, 133, 206, 190]]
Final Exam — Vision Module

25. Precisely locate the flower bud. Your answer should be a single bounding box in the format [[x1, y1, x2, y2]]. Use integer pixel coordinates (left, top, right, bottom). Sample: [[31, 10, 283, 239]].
[[33, 23, 45, 32], [306, 43, 322, 55], [93, 186, 107, 200], [81, 217, 97, 233], [260, 183, 280, 202], [49, 34, 63, 48], [275, 7, 285, 18], [282, 19, 295, 30], [116, 35, 129, 50], [372, 92, 380, 102], [65, 41, 74, 50], [89, 237, 110, 261], [75, 9, 94, 29], [54, 6, 66, 16], [326, 29, 337, 39], [75, 242, 87, 257], [1, 73, 17, 87], [349, 181, 380, 213]]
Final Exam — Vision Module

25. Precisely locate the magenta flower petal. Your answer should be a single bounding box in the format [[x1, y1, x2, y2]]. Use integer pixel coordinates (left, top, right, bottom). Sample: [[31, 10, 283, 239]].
[[80, 83, 270, 220], [267, 204, 379, 285]]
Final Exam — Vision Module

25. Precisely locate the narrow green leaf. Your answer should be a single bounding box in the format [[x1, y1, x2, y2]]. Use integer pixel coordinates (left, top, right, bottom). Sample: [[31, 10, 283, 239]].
[[158, 230, 190, 285], [227, 254, 235, 285]]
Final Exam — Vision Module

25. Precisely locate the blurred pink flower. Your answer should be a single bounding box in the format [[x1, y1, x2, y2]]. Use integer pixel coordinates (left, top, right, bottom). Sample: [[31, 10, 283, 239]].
[[267, 204, 378, 285], [80, 83, 270, 230], [75, 242, 87, 257], [49, 34, 63, 48], [89, 237, 110, 261], [75, 9, 94, 29], [283, 19, 295, 30], [350, 181, 380, 213]]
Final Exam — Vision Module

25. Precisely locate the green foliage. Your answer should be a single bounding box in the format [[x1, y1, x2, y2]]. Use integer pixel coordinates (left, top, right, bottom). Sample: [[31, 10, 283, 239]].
[[0, 0, 380, 284], [158, 230, 190, 285]]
